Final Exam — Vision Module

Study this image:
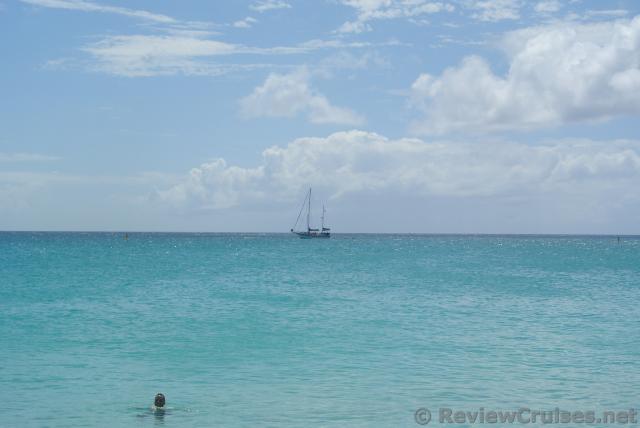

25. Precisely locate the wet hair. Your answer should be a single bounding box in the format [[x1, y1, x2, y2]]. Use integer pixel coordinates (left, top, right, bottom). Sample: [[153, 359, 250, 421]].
[[154, 393, 165, 408]]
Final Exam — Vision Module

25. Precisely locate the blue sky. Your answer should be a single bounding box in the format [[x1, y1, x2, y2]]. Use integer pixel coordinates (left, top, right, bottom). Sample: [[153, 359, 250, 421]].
[[1, 0, 640, 233]]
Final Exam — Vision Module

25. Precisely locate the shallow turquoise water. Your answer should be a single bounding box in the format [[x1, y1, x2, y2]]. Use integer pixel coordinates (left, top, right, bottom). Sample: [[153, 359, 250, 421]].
[[1, 233, 639, 427]]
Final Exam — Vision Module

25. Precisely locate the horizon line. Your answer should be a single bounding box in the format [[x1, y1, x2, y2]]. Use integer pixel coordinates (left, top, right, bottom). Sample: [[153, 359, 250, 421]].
[[1, 230, 638, 237]]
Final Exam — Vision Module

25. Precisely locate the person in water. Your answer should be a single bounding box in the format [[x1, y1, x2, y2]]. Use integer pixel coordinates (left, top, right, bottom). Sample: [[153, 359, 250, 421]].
[[154, 393, 166, 409]]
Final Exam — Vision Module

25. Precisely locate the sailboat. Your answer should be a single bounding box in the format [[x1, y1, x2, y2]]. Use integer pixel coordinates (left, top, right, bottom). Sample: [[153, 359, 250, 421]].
[[290, 188, 331, 239]]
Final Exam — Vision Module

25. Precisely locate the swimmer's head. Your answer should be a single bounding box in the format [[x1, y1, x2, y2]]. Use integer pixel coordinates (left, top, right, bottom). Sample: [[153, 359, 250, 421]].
[[154, 393, 165, 408]]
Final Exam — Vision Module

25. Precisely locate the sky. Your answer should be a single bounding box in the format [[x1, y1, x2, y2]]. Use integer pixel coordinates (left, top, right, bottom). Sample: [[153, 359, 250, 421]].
[[1, 0, 640, 233]]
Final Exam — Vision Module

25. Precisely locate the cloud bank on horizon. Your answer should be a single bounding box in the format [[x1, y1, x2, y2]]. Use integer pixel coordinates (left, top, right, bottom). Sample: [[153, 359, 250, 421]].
[[2, 0, 640, 232], [158, 130, 640, 208]]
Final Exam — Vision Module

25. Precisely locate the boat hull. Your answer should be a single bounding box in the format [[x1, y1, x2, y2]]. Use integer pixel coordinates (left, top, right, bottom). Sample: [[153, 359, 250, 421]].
[[293, 231, 330, 239]]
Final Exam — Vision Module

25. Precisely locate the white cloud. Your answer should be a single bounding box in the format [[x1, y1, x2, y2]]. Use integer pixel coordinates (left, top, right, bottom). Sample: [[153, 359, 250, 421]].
[[467, 0, 522, 22], [157, 130, 640, 232], [20, 0, 176, 23], [4, 135, 638, 233], [250, 0, 291, 13], [0, 171, 180, 231], [233, 16, 258, 28], [0, 152, 60, 162], [83, 35, 238, 77], [80, 34, 388, 76], [318, 51, 390, 76], [239, 69, 365, 125], [534, 0, 561, 14], [337, 0, 455, 33], [585, 9, 629, 18], [410, 16, 640, 135]]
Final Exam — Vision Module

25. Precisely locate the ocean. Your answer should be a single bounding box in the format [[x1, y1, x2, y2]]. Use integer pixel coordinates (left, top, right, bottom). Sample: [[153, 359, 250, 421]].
[[1, 233, 639, 427]]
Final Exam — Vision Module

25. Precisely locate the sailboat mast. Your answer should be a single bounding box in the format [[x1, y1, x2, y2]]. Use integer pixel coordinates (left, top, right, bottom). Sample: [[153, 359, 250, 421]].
[[307, 188, 311, 231], [321, 205, 325, 230]]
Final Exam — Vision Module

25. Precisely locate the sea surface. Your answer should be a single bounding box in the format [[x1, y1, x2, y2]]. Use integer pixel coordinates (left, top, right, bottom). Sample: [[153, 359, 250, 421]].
[[1, 233, 639, 427]]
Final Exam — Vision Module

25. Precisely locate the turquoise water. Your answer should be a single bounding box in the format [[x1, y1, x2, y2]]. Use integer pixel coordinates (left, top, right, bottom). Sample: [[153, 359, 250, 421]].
[[1, 233, 639, 427]]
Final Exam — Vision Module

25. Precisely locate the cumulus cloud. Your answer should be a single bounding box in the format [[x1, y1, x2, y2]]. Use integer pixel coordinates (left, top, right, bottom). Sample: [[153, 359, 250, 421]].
[[250, 0, 291, 13], [20, 0, 176, 23], [410, 16, 640, 135], [157, 130, 640, 218], [337, 0, 455, 33], [239, 69, 365, 125]]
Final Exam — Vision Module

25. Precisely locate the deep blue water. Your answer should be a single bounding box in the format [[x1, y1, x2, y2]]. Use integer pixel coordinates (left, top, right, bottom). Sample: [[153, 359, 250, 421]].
[[1, 233, 639, 427]]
